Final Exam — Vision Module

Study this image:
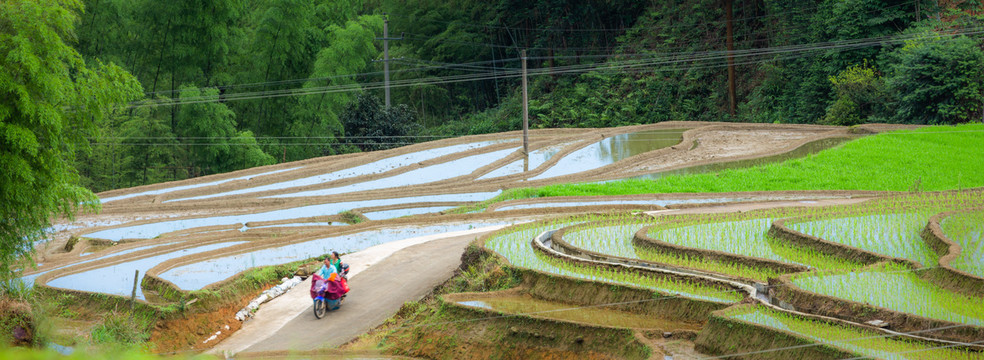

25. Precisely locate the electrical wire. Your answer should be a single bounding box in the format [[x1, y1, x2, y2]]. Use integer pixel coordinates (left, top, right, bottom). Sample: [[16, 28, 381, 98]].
[[122, 24, 984, 110]]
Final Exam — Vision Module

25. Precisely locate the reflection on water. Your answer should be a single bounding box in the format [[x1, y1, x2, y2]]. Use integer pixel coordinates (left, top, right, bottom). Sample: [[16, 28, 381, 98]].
[[477, 142, 576, 179], [18, 242, 177, 288], [47, 241, 246, 299], [84, 191, 501, 241], [631, 137, 852, 180], [160, 221, 517, 290], [529, 129, 685, 180], [271, 148, 519, 198], [362, 206, 458, 220], [100, 167, 302, 203], [171, 140, 513, 202]]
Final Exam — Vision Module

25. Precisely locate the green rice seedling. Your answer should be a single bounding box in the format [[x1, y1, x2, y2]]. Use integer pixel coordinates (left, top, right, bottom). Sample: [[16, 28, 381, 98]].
[[483, 215, 742, 303], [788, 213, 940, 267], [564, 221, 651, 258], [723, 305, 984, 360], [941, 211, 984, 277], [648, 216, 864, 272], [533, 250, 743, 303], [564, 221, 786, 282], [791, 263, 984, 327], [633, 247, 786, 283]]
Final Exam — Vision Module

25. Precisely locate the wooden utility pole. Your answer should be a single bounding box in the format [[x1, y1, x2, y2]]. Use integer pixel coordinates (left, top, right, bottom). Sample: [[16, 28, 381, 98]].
[[130, 270, 139, 314], [521, 50, 529, 158], [725, 0, 737, 117]]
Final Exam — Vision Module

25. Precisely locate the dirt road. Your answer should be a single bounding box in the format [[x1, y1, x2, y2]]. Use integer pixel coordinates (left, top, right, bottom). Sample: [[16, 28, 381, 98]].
[[230, 231, 486, 355]]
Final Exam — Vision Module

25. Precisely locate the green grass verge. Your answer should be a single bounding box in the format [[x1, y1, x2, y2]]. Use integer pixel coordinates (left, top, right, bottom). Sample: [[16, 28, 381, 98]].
[[469, 124, 984, 207]]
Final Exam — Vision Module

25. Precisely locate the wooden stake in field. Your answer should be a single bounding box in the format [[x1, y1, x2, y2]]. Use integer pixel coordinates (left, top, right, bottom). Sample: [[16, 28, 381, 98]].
[[522, 50, 530, 172]]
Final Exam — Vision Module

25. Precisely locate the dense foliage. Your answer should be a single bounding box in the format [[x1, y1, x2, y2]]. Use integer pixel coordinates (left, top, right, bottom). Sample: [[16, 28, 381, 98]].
[[66, 0, 984, 192], [3, 0, 982, 274], [0, 0, 141, 280]]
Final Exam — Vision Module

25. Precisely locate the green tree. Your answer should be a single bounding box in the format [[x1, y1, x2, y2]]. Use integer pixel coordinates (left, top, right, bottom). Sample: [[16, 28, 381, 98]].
[[885, 30, 984, 124], [822, 61, 887, 125], [176, 86, 274, 175], [287, 15, 382, 159], [340, 93, 422, 152], [0, 0, 141, 280], [120, 104, 182, 186]]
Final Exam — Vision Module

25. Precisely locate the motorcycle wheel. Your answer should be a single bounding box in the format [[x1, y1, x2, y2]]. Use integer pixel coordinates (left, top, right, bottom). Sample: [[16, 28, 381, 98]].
[[313, 298, 326, 319]]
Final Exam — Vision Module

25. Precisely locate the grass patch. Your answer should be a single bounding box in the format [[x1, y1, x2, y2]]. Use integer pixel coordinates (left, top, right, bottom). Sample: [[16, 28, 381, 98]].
[[480, 124, 984, 204]]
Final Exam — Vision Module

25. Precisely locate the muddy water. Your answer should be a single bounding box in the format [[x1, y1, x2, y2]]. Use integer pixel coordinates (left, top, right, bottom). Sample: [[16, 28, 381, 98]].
[[455, 293, 701, 330], [632, 137, 851, 180], [160, 220, 518, 290], [100, 167, 302, 203], [46, 241, 247, 299], [84, 191, 501, 241], [529, 129, 685, 180], [270, 148, 519, 198], [171, 140, 513, 202]]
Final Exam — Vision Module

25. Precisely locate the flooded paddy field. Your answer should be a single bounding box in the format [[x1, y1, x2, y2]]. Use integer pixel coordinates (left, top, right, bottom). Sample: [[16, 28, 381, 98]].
[[29, 123, 984, 358]]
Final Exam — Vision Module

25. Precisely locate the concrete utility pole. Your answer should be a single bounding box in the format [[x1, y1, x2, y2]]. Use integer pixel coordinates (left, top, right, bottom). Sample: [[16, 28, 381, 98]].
[[521, 50, 529, 158], [375, 15, 402, 108], [383, 16, 391, 107]]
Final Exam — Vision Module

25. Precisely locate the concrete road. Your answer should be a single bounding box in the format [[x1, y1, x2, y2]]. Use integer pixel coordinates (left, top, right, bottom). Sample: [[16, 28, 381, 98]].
[[235, 231, 485, 354]]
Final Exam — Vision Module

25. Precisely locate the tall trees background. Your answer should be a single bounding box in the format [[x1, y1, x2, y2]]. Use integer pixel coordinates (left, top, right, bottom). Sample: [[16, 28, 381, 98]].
[[2, 0, 981, 276], [0, 0, 141, 277], [54, 0, 984, 194]]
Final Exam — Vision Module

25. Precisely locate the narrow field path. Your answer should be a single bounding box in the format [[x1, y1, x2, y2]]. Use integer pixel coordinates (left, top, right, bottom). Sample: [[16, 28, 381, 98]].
[[218, 230, 493, 356]]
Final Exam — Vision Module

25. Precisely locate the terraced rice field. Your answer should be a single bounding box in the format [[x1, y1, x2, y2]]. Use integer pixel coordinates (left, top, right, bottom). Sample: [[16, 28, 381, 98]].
[[721, 305, 984, 360], [788, 213, 940, 266], [791, 263, 984, 327], [483, 217, 743, 303], [26, 124, 984, 358], [649, 217, 864, 271], [941, 211, 984, 277]]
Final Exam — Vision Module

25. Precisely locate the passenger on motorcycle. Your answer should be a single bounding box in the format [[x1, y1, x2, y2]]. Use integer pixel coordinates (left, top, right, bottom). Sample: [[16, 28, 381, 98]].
[[329, 251, 349, 278]]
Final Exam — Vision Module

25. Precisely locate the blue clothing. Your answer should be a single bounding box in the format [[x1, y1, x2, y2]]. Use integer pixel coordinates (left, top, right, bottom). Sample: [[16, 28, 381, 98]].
[[316, 264, 337, 279]]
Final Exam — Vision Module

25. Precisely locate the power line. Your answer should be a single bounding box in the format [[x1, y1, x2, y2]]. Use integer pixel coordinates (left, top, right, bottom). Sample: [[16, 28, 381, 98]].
[[122, 25, 984, 109], [387, 2, 911, 34]]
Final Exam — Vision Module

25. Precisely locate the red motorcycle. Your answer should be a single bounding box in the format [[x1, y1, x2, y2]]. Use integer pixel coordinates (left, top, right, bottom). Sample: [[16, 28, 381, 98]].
[[310, 265, 350, 319]]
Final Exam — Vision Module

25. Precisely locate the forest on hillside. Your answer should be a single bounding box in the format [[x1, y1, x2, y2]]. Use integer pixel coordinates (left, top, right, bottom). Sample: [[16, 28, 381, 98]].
[[66, 0, 984, 191]]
